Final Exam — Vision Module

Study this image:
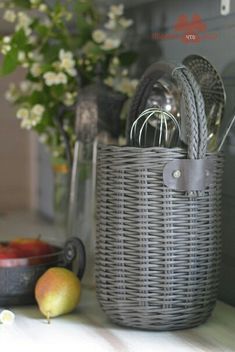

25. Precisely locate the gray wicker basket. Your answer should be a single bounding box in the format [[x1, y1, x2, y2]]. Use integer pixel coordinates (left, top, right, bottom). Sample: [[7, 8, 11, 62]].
[[95, 64, 224, 331]]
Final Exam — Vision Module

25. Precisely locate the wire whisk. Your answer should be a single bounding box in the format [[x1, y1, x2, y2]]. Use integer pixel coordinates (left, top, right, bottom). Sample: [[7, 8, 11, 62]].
[[129, 107, 181, 148]]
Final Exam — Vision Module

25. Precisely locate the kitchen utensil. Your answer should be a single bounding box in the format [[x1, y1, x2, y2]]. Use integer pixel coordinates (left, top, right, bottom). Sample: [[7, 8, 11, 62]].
[[217, 113, 235, 151], [127, 62, 182, 146], [128, 62, 206, 154], [0, 237, 85, 306], [183, 55, 226, 151], [129, 107, 181, 147]]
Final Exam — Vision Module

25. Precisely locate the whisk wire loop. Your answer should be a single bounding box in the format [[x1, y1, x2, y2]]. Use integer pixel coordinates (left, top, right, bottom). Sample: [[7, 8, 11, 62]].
[[130, 107, 181, 147]]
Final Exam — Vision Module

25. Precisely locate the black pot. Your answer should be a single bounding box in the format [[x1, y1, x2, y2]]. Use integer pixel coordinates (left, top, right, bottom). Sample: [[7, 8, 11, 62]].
[[0, 237, 85, 306]]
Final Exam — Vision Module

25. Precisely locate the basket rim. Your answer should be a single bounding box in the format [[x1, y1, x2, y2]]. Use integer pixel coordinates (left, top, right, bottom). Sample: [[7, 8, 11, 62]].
[[97, 143, 221, 156]]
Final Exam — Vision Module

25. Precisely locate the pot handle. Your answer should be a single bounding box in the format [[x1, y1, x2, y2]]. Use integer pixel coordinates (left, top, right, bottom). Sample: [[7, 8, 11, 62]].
[[63, 237, 86, 280]]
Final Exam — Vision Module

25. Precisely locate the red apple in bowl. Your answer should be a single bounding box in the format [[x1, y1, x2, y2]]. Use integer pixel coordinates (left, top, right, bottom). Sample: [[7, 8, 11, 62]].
[[9, 237, 55, 264], [10, 238, 54, 257], [0, 246, 28, 267]]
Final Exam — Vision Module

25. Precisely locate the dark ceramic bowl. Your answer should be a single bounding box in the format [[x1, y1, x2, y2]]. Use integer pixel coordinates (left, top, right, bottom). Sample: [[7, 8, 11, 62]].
[[0, 237, 85, 306]]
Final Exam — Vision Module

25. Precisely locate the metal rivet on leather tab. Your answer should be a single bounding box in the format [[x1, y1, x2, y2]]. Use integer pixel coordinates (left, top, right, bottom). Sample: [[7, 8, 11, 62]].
[[172, 170, 181, 179]]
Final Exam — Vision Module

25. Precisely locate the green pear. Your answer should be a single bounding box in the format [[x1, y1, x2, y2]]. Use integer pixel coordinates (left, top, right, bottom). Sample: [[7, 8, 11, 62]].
[[35, 267, 81, 323]]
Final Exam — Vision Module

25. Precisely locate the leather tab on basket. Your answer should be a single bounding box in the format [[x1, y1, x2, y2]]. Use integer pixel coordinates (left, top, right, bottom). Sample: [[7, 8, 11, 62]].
[[163, 158, 215, 191]]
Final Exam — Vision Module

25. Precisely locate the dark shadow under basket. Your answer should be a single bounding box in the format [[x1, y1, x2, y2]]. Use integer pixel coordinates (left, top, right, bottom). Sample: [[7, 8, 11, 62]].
[[95, 145, 223, 330]]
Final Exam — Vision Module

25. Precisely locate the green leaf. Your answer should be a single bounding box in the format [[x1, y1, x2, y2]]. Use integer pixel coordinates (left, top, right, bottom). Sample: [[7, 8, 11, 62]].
[[74, 0, 92, 14], [0, 47, 18, 75], [76, 17, 93, 46], [73, 0, 96, 46], [42, 44, 60, 62], [12, 0, 30, 8], [11, 29, 27, 50], [83, 41, 103, 58], [36, 25, 50, 37], [0, 30, 29, 75], [51, 85, 65, 97], [28, 91, 44, 104]]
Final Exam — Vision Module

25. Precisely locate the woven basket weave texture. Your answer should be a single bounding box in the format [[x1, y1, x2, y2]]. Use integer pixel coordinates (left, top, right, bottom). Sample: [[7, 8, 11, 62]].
[[96, 145, 223, 330]]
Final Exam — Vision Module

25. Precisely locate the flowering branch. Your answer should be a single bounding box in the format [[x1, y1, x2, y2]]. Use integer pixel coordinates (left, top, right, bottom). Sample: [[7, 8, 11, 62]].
[[0, 0, 138, 161]]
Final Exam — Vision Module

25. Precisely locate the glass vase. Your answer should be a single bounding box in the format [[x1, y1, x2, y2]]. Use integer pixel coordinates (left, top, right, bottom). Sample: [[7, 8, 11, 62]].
[[53, 162, 70, 231]]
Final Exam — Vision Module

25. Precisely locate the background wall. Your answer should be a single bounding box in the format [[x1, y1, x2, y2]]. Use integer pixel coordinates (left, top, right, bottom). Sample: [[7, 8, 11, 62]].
[[0, 8, 40, 214], [0, 65, 33, 212]]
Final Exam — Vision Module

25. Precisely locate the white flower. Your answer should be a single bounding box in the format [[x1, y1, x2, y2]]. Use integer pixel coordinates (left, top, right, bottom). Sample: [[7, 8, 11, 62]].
[[1, 39, 11, 54], [18, 104, 44, 130], [28, 35, 37, 45], [33, 82, 43, 91], [92, 29, 107, 43], [39, 133, 48, 144], [104, 19, 116, 30], [44, 71, 68, 86], [3, 36, 11, 44], [86, 65, 92, 72], [42, 18, 51, 27], [59, 49, 73, 61], [5, 83, 19, 102], [67, 67, 76, 77], [109, 66, 117, 75], [39, 4, 48, 12], [17, 12, 32, 27], [16, 12, 32, 35], [53, 150, 60, 158], [43, 71, 57, 86], [64, 92, 77, 107], [16, 108, 29, 120], [21, 116, 40, 130], [28, 52, 34, 59], [30, 63, 42, 77], [59, 49, 76, 77], [119, 17, 133, 28], [3, 10, 16, 22], [18, 51, 26, 62], [109, 4, 124, 19], [28, 52, 43, 62], [52, 61, 60, 70], [122, 68, 128, 76], [30, 0, 41, 8], [56, 72, 68, 84], [0, 310, 15, 325], [101, 38, 121, 50], [31, 104, 45, 117], [104, 76, 114, 87], [22, 62, 29, 68], [112, 57, 120, 66], [20, 80, 31, 93], [1, 44, 11, 54], [117, 78, 138, 97]]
